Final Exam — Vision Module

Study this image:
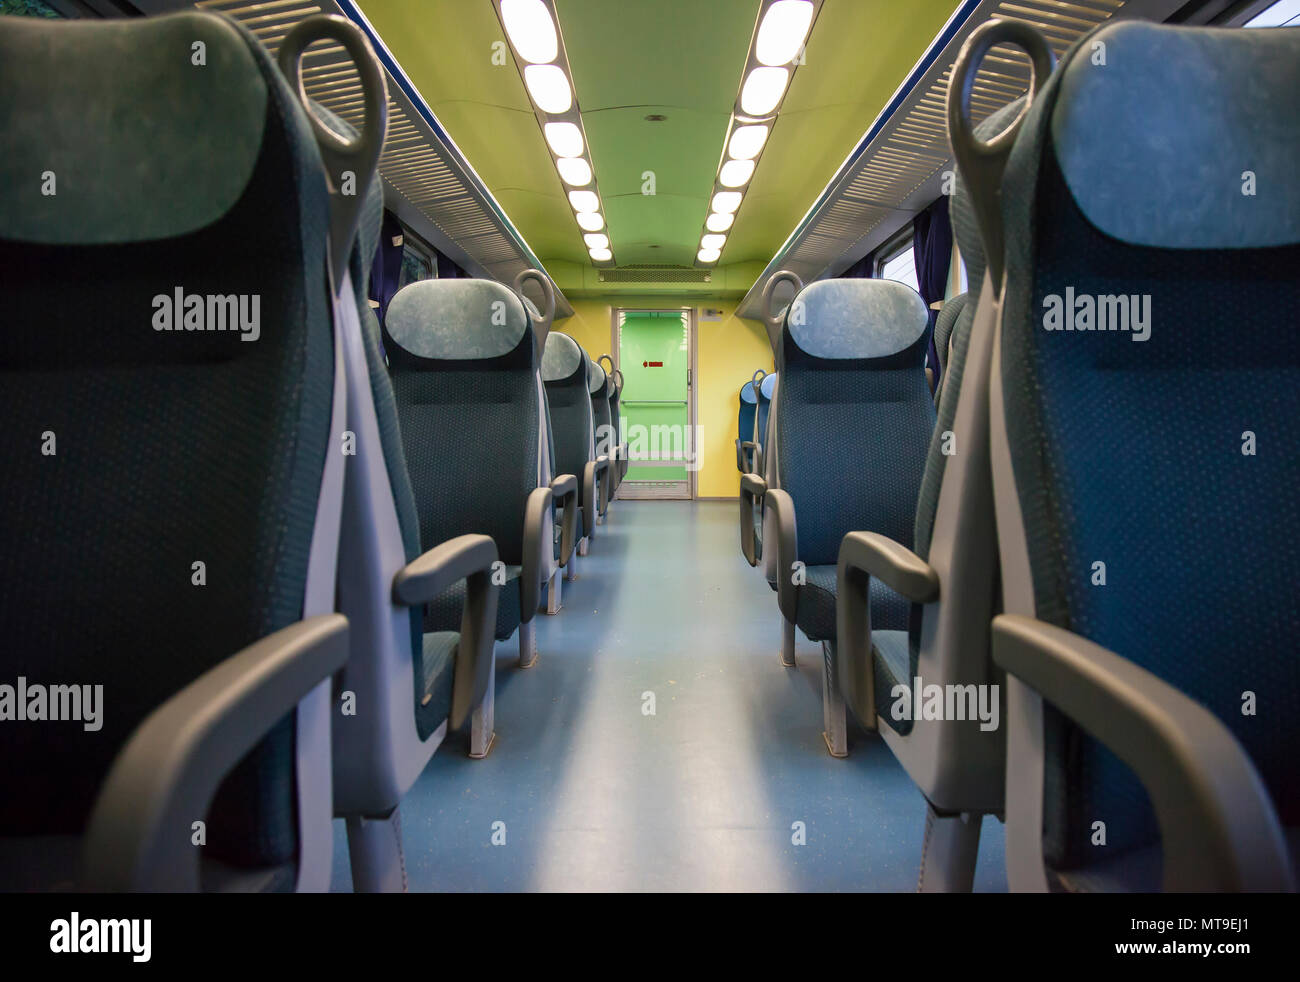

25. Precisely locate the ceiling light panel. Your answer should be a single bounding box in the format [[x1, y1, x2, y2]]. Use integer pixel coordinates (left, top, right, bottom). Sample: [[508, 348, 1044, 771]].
[[494, 0, 615, 264], [693, 0, 822, 265]]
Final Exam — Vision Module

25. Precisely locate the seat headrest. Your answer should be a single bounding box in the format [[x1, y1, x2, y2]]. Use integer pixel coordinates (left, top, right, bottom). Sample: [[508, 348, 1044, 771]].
[[1050, 22, 1300, 250], [588, 359, 607, 395], [951, 98, 1025, 291], [786, 280, 928, 360], [541, 331, 585, 383], [0, 13, 271, 245], [759, 372, 778, 399], [385, 279, 529, 360], [740, 381, 759, 404]]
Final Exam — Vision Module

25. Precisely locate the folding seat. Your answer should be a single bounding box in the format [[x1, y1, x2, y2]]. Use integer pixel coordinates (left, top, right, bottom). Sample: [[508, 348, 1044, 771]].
[[830, 32, 1049, 887], [0, 10, 358, 891], [543, 332, 610, 559], [735, 372, 763, 472], [741, 274, 934, 757], [980, 20, 1300, 891]]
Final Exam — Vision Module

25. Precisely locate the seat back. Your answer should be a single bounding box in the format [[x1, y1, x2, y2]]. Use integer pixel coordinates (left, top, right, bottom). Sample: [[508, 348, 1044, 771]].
[[777, 281, 934, 570], [589, 359, 615, 462], [382, 281, 539, 624], [754, 371, 777, 465], [991, 21, 1300, 885], [736, 378, 759, 471], [542, 331, 595, 532], [0, 11, 344, 888]]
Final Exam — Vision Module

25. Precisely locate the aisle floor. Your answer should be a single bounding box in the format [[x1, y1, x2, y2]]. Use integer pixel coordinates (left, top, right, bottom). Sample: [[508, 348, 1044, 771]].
[[330, 500, 1007, 891]]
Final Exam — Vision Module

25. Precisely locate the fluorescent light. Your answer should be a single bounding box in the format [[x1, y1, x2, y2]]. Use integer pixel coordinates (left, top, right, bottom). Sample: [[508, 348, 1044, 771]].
[[569, 190, 600, 213], [556, 157, 593, 186], [701, 233, 727, 250], [711, 190, 743, 214], [706, 212, 734, 233], [576, 211, 605, 232], [583, 233, 609, 249], [740, 66, 789, 116], [500, 0, 559, 64], [589, 247, 613, 262], [698, 247, 721, 263], [728, 124, 769, 161], [524, 64, 572, 113], [544, 121, 584, 157], [719, 158, 755, 188], [756, 1, 814, 67]]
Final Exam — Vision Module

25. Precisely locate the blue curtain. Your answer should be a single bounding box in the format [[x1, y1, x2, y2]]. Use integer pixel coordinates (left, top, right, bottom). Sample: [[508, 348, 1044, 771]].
[[838, 250, 876, 278], [368, 210, 404, 324], [911, 197, 953, 390], [435, 248, 466, 279]]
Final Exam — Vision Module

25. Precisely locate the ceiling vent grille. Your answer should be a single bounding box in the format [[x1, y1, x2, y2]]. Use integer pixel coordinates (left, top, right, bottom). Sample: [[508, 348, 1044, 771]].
[[192, 0, 568, 314], [599, 266, 713, 284], [739, 0, 1181, 318]]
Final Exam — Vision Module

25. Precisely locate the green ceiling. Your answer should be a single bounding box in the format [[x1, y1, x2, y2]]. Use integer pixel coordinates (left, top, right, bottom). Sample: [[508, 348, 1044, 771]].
[[358, 0, 960, 296]]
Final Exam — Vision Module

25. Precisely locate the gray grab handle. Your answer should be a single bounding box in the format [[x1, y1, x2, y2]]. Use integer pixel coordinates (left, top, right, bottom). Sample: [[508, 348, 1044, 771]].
[[278, 14, 389, 287], [946, 19, 1055, 297]]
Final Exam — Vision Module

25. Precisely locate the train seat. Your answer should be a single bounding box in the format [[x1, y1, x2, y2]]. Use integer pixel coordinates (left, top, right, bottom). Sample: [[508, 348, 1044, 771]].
[[831, 91, 1033, 890], [0, 10, 352, 892], [744, 276, 934, 756], [381, 279, 553, 674], [588, 359, 615, 521], [987, 20, 1300, 892], [735, 373, 762, 472], [543, 331, 609, 558]]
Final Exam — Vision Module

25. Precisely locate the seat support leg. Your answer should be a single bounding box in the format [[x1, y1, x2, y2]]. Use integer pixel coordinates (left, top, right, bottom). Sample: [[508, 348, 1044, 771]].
[[918, 805, 981, 893], [821, 640, 848, 758], [780, 616, 796, 668], [518, 620, 538, 669], [469, 654, 496, 758], [346, 809, 407, 893], [577, 536, 589, 557], [566, 549, 579, 580], [546, 568, 563, 614]]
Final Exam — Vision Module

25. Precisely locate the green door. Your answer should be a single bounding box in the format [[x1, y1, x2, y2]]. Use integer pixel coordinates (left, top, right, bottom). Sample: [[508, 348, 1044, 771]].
[[618, 312, 691, 493]]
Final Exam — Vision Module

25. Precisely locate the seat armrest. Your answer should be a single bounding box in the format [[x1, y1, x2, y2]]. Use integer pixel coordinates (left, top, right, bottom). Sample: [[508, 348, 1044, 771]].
[[82, 614, 350, 892], [835, 531, 939, 722], [763, 487, 799, 624], [739, 472, 766, 567], [582, 459, 607, 540], [992, 614, 1295, 892], [549, 473, 578, 568], [520, 487, 553, 618], [739, 440, 757, 473], [595, 454, 611, 515], [392, 533, 501, 729]]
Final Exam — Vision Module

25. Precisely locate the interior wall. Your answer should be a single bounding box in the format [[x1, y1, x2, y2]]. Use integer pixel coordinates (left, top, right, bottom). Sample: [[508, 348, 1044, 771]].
[[557, 298, 772, 498]]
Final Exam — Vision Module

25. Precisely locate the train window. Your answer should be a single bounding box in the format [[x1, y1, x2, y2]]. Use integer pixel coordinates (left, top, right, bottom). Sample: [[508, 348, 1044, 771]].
[[876, 232, 920, 292], [398, 240, 434, 290], [1245, 0, 1300, 26]]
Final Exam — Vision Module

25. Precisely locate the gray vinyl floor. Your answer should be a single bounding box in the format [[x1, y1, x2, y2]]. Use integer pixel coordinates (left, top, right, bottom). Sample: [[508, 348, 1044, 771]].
[[330, 499, 1007, 892]]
